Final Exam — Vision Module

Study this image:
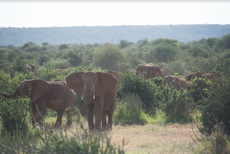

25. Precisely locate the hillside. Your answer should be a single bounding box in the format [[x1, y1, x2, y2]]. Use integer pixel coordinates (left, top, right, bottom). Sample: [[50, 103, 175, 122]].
[[0, 24, 230, 46]]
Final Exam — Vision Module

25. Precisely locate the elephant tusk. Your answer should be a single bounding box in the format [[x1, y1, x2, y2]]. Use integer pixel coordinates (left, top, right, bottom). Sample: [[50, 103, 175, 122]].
[[81, 94, 84, 100], [93, 93, 95, 99]]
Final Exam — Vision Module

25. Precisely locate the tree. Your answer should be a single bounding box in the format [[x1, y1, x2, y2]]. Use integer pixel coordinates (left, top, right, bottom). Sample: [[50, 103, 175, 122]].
[[59, 44, 69, 50], [94, 44, 127, 71], [42, 42, 49, 46]]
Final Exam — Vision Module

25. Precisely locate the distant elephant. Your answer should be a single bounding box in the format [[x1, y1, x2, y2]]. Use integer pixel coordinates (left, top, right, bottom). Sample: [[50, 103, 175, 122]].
[[106, 70, 123, 80], [161, 68, 174, 77], [136, 64, 163, 79], [3, 79, 75, 128], [164, 75, 188, 90], [25, 63, 37, 77], [186, 72, 219, 81], [66, 72, 117, 131], [186, 73, 197, 81], [202, 72, 220, 80]]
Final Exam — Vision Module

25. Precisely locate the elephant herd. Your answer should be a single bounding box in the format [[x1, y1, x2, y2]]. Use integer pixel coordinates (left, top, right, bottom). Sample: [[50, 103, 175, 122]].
[[2, 63, 220, 131]]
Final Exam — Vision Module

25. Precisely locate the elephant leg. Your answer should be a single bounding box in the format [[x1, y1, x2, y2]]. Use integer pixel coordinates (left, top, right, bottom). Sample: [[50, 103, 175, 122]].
[[65, 108, 73, 127], [54, 109, 64, 128], [86, 103, 94, 130], [102, 111, 107, 130], [31, 103, 45, 128], [107, 102, 116, 130], [94, 96, 105, 131]]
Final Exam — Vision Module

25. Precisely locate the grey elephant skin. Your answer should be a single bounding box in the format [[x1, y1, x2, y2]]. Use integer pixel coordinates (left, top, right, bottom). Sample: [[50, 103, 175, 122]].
[[3, 79, 75, 128], [66, 71, 117, 131]]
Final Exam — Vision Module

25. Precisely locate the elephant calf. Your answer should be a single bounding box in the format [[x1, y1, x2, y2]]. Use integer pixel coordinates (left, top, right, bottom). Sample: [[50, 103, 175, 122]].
[[3, 79, 76, 128]]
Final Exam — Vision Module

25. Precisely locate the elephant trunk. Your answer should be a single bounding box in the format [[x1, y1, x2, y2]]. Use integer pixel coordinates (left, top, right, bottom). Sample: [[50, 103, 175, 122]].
[[80, 87, 96, 116], [3, 88, 21, 99]]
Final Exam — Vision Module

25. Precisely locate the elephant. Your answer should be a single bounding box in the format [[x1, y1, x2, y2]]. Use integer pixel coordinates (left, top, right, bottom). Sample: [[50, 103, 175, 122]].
[[161, 68, 174, 77], [186, 72, 219, 81], [66, 71, 117, 131], [164, 75, 188, 90], [201, 72, 220, 80], [136, 64, 163, 79], [106, 70, 123, 99], [106, 70, 123, 80], [25, 63, 37, 77], [3, 79, 75, 128]]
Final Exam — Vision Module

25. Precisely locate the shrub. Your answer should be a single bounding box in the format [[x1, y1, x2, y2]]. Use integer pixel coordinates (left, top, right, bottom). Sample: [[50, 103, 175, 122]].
[[189, 77, 212, 104], [157, 85, 194, 123], [44, 58, 71, 69], [58, 44, 69, 50], [198, 76, 230, 136], [119, 72, 157, 113], [114, 93, 148, 125], [0, 97, 30, 137]]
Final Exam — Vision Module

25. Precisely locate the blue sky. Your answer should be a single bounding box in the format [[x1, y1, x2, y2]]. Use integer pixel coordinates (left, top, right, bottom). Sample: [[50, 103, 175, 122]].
[[0, 1, 230, 28]]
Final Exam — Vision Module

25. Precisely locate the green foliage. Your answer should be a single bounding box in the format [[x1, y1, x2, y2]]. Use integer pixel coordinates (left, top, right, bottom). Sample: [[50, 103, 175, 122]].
[[38, 55, 50, 65], [217, 33, 230, 50], [198, 77, 230, 136], [94, 44, 127, 71], [37, 67, 71, 81], [189, 78, 212, 103], [119, 72, 157, 113], [66, 48, 84, 67], [114, 93, 148, 125], [157, 86, 193, 123], [119, 40, 133, 49], [44, 58, 71, 69], [0, 97, 30, 137], [58, 43, 69, 50], [147, 39, 178, 63]]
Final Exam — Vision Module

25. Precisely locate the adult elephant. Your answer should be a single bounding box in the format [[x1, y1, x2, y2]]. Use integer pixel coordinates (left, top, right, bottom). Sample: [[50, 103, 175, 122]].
[[202, 72, 219, 80], [161, 68, 174, 77], [66, 71, 117, 131], [164, 75, 188, 90], [3, 79, 75, 128], [106, 70, 123, 80], [136, 64, 163, 79], [186, 72, 219, 81]]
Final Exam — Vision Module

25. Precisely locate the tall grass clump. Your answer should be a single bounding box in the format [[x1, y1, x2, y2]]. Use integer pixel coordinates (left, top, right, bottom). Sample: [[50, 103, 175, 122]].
[[114, 93, 148, 125]]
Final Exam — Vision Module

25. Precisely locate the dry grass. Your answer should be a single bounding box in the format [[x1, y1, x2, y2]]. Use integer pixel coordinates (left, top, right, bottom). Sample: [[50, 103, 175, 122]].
[[62, 120, 198, 154]]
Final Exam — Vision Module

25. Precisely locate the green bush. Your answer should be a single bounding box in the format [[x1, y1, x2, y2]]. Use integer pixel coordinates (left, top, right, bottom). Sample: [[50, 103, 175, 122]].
[[114, 93, 148, 125], [198, 76, 230, 136], [59, 44, 69, 50], [119, 72, 157, 113], [157, 85, 194, 123], [44, 58, 71, 69], [189, 77, 211, 104], [0, 97, 30, 137]]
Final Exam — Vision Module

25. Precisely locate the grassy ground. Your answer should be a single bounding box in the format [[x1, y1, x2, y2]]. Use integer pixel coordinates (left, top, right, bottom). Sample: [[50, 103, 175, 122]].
[[109, 123, 198, 154], [47, 116, 198, 154]]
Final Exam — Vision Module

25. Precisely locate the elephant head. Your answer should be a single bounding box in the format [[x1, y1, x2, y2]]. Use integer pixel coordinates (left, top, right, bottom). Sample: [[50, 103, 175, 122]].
[[3, 80, 49, 102], [66, 72, 117, 116]]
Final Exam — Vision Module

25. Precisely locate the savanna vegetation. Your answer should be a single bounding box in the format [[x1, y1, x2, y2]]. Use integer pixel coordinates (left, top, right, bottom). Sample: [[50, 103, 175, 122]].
[[0, 33, 230, 153]]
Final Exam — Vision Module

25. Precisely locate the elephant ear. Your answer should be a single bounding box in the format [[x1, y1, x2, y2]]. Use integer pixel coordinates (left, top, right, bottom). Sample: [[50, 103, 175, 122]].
[[66, 72, 84, 95], [96, 72, 117, 96], [30, 80, 50, 102]]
